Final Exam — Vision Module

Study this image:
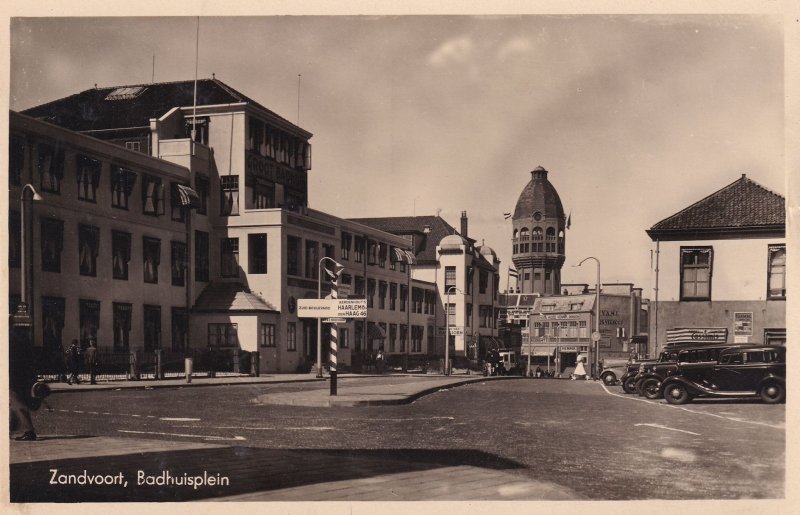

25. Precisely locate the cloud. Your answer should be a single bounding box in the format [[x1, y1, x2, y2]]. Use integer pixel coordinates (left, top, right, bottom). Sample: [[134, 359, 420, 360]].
[[428, 36, 474, 67], [497, 36, 533, 60]]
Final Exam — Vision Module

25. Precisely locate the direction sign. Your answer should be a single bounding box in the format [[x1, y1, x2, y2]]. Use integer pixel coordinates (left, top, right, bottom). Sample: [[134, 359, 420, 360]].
[[297, 299, 367, 318], [322, 318, 347, 324]]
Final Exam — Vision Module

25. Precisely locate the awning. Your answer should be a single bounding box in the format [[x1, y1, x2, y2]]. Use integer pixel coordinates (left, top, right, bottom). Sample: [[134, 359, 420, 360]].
[[175, 184, 202, 209], [532, 345, 557, 357], [367, 322, 386, 340]]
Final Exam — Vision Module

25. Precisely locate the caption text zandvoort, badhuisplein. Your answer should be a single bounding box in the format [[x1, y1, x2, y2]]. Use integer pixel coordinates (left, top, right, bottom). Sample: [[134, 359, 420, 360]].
[[49, 469, 230, 490]]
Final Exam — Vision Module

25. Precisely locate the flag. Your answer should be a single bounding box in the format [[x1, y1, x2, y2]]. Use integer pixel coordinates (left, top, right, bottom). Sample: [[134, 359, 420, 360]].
[[503, 212, 512, 220], [566, 211, 572, 230], [508, 267, 520, 278]]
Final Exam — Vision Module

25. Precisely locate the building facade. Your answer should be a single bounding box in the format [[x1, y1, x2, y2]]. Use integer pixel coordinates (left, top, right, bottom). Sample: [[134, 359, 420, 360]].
[[10, 79, 442, 375], [646, 174, 786, 355]]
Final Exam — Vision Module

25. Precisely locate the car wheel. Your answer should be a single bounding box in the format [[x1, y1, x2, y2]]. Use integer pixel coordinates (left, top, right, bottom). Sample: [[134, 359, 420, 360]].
[[641, 378, 662, 399], [664, 383, 691, 405], [622, 376, 638, 394], [601, 372, 616, 386], [759, 382, 785, 404]]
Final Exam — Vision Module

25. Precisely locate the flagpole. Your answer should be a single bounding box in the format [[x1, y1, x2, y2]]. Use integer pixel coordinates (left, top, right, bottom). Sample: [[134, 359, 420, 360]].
[[191, 16, 200, 145]]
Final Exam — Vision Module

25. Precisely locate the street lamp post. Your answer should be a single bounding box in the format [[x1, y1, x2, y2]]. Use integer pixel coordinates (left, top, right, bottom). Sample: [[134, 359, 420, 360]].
[[445, 286, 462, 376], [317, 256, 345, 379], [15, 184, 43, 331], [576, 257, 601, 378]]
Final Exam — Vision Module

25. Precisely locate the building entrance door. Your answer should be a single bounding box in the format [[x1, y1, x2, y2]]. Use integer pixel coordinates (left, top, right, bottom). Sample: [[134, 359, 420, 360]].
[[560, 351, 577, 373]]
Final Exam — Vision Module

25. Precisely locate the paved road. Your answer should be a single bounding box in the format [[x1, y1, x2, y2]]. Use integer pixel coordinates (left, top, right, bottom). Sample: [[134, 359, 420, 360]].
[[11, 377, 784, 501]]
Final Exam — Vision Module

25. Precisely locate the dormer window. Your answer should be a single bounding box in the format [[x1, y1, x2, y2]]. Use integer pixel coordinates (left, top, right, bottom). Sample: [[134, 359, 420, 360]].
[[105, 86, 146, 100]]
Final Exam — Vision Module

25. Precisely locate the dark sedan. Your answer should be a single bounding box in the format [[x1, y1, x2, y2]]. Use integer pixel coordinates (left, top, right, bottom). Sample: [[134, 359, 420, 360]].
[[661, 345, 785, 405]]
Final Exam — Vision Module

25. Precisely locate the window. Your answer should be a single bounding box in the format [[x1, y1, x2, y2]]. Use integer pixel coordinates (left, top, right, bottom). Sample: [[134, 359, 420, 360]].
[[341, 232, 351, 260], [9, 211, 20, 268], [79, 299, 100, 347], [170, 183, 186, 222], [367, 279, 376, 308], [76, 155, 101, 202], [532, 227, 543, 252], [41, 218, 64, 273], [9, 136, 25, 186], [466, 303, 473, 326], [195, 231, 209, 282], [447, 303, 456, 317], [125, 141, 141, 152], [220, 176, 239, 215], [142, 174, 165, 216], [171, 241, 187, 286], [399, 325, 407, 353], [37, 143, 65, 194], [248, 117, 264, 152], [185, 117, 209, 145], [111, 165, 137, 209], [41, 297, 65, 358], [355, 276, 365, 297], [78, 224, 100, 277], [767, 245, 786, 299], [305, 240, 319, 278], [479, 270, 488, 294], [195, 174, 209, 215], [208, 323, 238, 347], [546, 227, 556, 252], [412, 326, 423, 353], [389, 324, 397, 353], [340, 327, 349, 349], [681, 247, 712, 300], [367, 241, 378, 265], [221, 238, 239, 278], [379, 281, 388, 309], [389, 283, 397, 310], [143, 237, 161, 284], [249, 234, 268, 274], [445, 266, 457, 290], [479, 305, 492, 327], [378, 243, 387, 267], [249, 177, 275, 209], [354, 236, 365, 263], [171, 308, 188, 352], [287, 322, 297, 351], [112, 231, 131, 280], [287, 236, 301, 276], [400, 285, 408, 312], [389, 246, 396, 270], [261, 323, 276, 347], [113, 303, 132, 352]]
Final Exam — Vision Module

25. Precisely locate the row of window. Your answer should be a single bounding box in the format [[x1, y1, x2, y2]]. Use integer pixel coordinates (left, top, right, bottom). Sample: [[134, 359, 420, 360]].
[[449, 303, 499, 328], [532, 320, 590, 338], [9, 136, 206, 220], [247, 116, 311, 171], [444, 266, 495, 296], [7, 216, 188, 286], [679, 245, 785, 301], [340, 232, 408, 272], [33, 296, 187, 354]]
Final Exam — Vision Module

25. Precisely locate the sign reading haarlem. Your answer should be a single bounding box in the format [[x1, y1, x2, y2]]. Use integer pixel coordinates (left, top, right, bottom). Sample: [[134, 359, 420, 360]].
[[297, 299, 367, 318]]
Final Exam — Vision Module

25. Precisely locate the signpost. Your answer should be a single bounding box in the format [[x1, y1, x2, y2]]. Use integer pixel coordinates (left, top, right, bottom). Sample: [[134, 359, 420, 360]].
[[297, 299, 367, 318]]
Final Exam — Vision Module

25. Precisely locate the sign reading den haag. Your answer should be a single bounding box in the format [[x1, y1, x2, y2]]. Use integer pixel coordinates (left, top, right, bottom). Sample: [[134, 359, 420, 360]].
[[297, 299, 367, 318]]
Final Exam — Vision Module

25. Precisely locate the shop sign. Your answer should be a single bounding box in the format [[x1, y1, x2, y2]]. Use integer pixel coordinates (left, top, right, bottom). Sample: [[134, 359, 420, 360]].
[[543, 313, 583, 320], [505, 307, 534, 320]]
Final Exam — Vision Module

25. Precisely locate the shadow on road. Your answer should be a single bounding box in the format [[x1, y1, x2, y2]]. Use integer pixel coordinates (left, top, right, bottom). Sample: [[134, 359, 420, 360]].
[[11, 445, 527, 502]]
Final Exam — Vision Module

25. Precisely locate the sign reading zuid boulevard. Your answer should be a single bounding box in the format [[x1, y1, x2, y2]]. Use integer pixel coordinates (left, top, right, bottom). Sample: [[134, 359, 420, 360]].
[[297, 299, 367, 318]]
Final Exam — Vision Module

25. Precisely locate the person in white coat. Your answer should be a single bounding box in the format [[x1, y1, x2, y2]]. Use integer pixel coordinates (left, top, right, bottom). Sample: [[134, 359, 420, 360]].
[[573, 354, 587, 380]]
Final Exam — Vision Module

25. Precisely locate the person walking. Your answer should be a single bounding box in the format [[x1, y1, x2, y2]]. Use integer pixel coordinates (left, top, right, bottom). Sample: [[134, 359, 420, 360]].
[[573, 354, 587, 380], [66, 339, 82, 385], [85, 338, 99, 385], [375, 350, 385, 374], [9, 327, 39, 441]]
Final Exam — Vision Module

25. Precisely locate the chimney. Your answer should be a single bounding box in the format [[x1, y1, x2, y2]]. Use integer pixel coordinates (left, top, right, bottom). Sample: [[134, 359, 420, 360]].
[[460, 211, 468, 238]]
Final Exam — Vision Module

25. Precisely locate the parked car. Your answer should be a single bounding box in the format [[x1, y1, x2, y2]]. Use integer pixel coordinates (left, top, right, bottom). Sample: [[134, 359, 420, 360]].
[[637, 344, 750, 399], [661, 345, 785, 405], [621, 359, 657, 393], [599, 358, 629, 386]]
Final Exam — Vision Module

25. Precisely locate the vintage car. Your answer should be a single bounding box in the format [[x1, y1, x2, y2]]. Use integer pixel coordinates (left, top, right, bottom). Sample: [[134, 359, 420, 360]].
[[661, 345, 785, 405], [621, 359, 658, 393], [599, 358, 629, 386], [637, 344, 749, 399]]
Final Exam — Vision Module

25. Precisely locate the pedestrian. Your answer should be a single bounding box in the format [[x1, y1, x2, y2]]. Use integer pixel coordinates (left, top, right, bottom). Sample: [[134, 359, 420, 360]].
[[9, 328, 38, 441], [85, 337, 99, 385], [375, 349, 385, 374], [573, 354, 587, 380], [66, 339, 82, 385]]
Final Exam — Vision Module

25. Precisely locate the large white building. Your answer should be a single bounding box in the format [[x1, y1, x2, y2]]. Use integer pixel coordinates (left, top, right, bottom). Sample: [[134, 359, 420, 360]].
[[646, 174, 786, 354]]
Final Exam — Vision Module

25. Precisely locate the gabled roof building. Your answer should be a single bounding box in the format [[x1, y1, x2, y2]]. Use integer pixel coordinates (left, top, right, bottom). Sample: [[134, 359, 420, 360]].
[[646, 174, 786, 353]]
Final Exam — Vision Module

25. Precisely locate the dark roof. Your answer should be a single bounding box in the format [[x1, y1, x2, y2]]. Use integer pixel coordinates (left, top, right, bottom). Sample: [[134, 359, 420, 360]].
[[350, 215, 458, 264], [352, 214, 499, 270], [193, 282, 279, 313], [20, 78, 309, 136], [513, 167, 565, 221], [647, 174, 785, 239]]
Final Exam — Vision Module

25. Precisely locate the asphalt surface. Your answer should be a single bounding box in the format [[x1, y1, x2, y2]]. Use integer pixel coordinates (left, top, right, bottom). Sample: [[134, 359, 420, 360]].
[[11, 377, 785, 501]]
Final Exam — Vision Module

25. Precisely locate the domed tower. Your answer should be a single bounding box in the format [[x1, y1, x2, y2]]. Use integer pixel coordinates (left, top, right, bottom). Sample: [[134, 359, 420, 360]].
[[511, 166, 566, 295]]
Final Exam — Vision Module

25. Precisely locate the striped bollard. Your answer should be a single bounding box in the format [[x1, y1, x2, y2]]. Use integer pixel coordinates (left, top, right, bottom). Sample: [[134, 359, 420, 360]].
[[329, 275, 338, 396]]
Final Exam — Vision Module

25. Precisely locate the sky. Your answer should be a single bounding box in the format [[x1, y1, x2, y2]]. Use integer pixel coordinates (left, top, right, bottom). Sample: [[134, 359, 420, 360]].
[[8, 14, 786, 295]]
